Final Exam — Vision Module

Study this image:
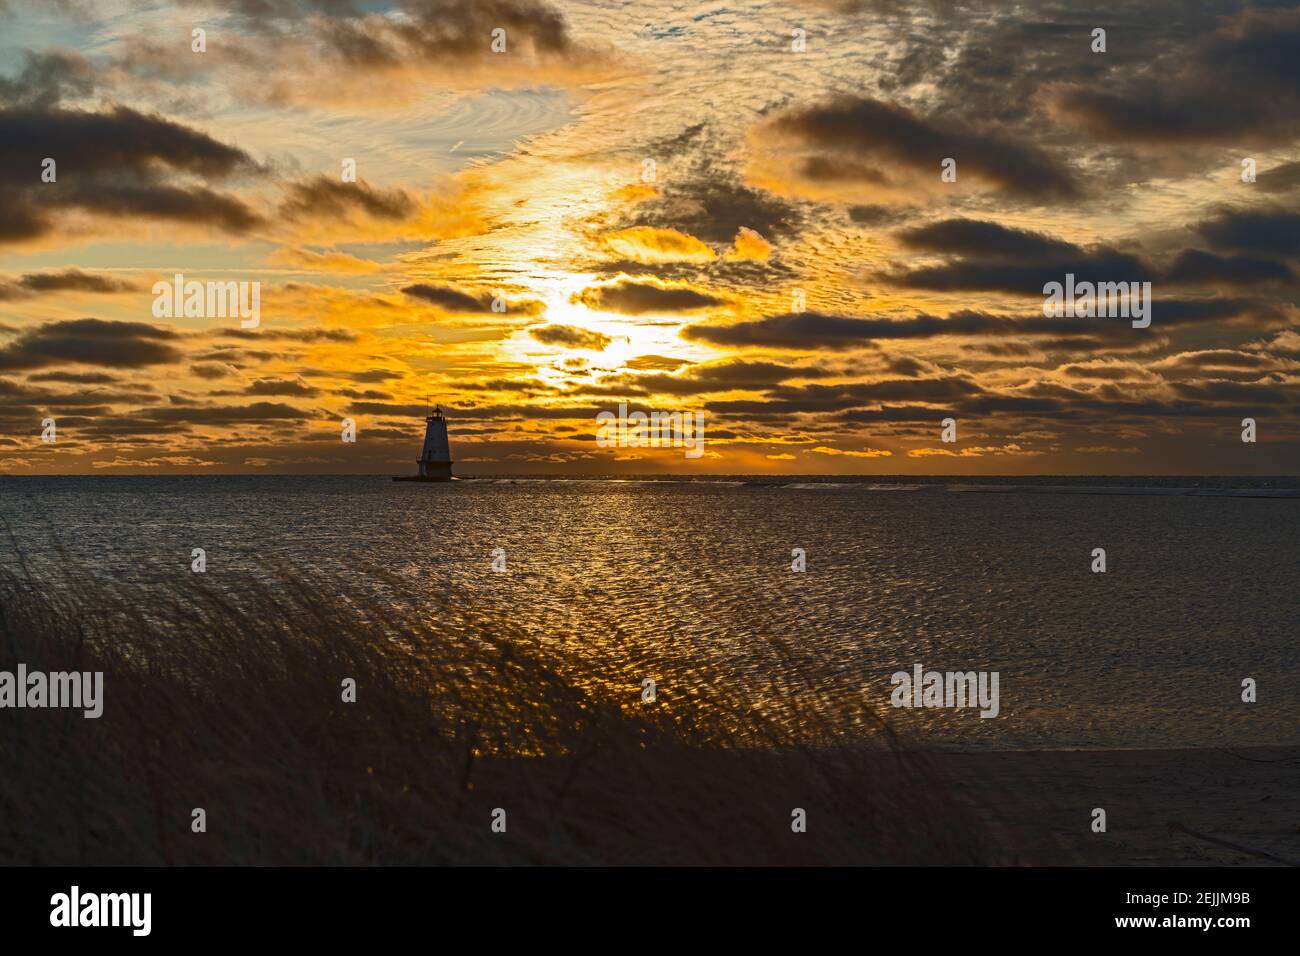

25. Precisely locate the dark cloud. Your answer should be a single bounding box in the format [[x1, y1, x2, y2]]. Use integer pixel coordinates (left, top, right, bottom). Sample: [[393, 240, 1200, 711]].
[[1194, 207, 1300, 256], [402, 283, 495, 312], [612, 142, 803, 246], [347, 368, 401, 383], [0, 103, 265, 245], [800, 156, 888, 184], [0, 319, 182, 371], [401, 284, 540, 316], [225, 378, 321, 397], [0, 378, 154, 416], [1166, 249, 1293, 286], [683, 311, 964, 349], [461, 377, 557, 395], [0, 50, 96, 109], [0, 269, 138, 300], [1256, 161, 1300, 194], [602, 360, 831, 396], [529, 325, 612, 350], [886, 215, 1296, 293], [25, 370, 121, 384], [62, 182, 264, 233], [885, 248, 1153, 294], [848, 204, 907, 227], [1046, 7, 1300, 144], [883, 354, 934, 377], [137, 402, 314, 425], [895, 218, 1080, 258], [683, 299, 1276, 351], [771, 376, 984, 408], [345, 401, 601, 421], [624, 354, 691, 371], [190, 347, 285, 365], [578, 280, 724, 314], [0, 105, 257, 179], [191, 363, 235, 380], [280, 176, 414, 221], [216, 327, 358, 343], [1170, 379, 1292, 405], [767, 94, 1080, 201], [312, 0, 579, 67], [915, 4, 1168, 124], [1150, 298, 1285, 326]]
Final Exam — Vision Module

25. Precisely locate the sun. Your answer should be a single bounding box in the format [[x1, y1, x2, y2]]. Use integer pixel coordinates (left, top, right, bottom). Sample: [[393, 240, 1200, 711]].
[[505, 272, 715, 378]]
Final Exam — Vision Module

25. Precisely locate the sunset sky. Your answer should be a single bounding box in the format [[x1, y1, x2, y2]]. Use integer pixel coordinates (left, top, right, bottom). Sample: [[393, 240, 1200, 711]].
[[1, 0, 1298, 475]]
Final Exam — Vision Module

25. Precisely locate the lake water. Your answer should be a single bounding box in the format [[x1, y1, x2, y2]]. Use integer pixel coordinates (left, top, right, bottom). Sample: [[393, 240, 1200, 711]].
[[2, 474, 1297, 751]]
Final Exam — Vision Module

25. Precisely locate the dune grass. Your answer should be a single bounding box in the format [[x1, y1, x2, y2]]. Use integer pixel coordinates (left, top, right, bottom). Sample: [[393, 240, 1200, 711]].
[[0, 565, 995, 865]]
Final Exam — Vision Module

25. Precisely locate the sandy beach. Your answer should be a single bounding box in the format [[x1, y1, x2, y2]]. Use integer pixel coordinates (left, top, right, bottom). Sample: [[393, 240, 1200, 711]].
[[930, 746, 1300, 866]]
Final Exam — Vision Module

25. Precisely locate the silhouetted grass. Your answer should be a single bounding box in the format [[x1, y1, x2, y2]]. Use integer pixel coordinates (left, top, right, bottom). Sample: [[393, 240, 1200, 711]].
[[0, 566, 995, 865]]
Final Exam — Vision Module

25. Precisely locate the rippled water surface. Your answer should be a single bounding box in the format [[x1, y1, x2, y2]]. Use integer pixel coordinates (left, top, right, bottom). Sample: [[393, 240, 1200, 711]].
[[2, 475, 1296, 750]]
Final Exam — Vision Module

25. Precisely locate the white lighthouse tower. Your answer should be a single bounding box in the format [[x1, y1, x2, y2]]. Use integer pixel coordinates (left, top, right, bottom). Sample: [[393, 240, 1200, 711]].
[[394, 402, 453, 481]]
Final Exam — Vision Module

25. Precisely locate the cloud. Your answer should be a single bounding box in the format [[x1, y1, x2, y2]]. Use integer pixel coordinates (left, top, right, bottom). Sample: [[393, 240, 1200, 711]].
[[0, 49, 95, 109], [1044, 7, 1300, 145], [909, 444, 1035, 458], [279, 176, 415, 222], [607, 360, 830, 396], [1166, 249, 1292, 286], [682, 312, 977, 349], [402, 283, 496, 312], [138, 402, 315, 425], [0, 103, 264, 245], [114, 0, 613, 107], [623, 354, 691, 371], [895, 218, 1079, 258], [401, 283, 541, 316], [1153, 349, 1283, 374], [1194, 208, 1300, 257], [0, 269, 138, 300], [1257, 161, 1300, 194], [227, 378, 321, 398], [25, 370, 121, 384], [0, 319, 182, 371], [683, 299, 1277, 351], [811, 445, 892, 458], [578, 279, 724, 314], [886, 215, 1296, 292], [603, 227, 716, 264], [727, 226, 772, 262], [607, 140, 804, 248], [191, 363, 235, 380], [886, 251, 1155, 294], [529, 325, 612, 350], [0, 105, 258, 178], [762, 94, 1080, 202], [884, 224, 1154, 293], [264, 248, 387, 273], [1056, 360, 1159, 383], [848, 205, 905, 227], [215, 327, 357, 344]]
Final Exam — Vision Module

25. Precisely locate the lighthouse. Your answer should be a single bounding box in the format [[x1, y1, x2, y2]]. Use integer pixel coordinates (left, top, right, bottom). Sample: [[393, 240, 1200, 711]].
[[393, 403, 453, 481]]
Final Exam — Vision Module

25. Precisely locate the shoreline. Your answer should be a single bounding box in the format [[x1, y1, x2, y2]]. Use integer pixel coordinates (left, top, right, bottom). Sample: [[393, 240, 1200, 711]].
[[923, 745, 1300, 866]]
